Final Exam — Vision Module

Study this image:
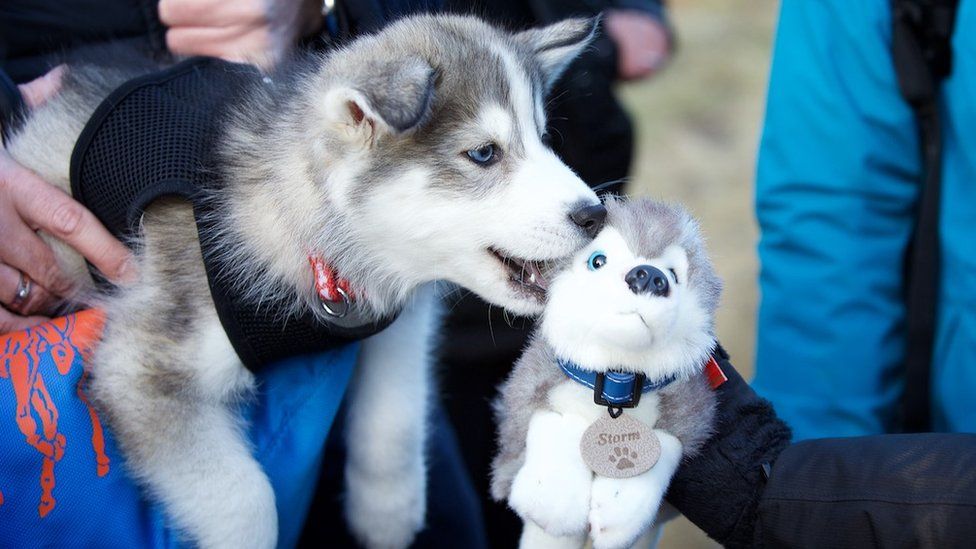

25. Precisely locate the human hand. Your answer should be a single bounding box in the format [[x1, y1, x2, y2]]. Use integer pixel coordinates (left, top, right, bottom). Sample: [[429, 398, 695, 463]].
[[665, 351, 791, 547], [603, 10, 672, 81], [159, 0, 324, 69], [1, 69, 133, 333]]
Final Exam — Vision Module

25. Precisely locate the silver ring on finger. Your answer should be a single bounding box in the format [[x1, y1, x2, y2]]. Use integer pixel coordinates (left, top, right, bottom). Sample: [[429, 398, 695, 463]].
[[9, 271, 32, 311]]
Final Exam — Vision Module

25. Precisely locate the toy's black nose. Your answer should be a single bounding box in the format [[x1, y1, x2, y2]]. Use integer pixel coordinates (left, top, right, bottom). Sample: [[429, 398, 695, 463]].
[[569, 203, 607, 238], [625, 265, 670, 297]]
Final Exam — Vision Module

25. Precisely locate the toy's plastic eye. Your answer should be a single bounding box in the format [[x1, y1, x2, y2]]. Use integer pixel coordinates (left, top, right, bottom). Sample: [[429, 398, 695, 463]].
[[587, 251, 607, 271]]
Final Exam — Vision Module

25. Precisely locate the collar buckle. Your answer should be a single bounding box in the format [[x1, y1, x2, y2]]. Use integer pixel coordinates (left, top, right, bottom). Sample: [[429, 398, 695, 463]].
[[593, 371, 646, 408]]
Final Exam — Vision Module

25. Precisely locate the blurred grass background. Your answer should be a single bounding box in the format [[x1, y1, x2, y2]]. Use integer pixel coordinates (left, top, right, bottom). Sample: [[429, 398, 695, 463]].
[[617, 0, 779, 546]]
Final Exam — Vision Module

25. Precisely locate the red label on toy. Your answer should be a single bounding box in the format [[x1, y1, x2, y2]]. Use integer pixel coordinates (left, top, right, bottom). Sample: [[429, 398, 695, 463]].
[[705, 356, 727, 389]]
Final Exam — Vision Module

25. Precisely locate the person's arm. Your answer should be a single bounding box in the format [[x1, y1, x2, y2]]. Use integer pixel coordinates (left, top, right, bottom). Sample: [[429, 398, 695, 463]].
[[158, 0, 325, 69], [666, 354, 976, 547], [759, 432, 976, 547]]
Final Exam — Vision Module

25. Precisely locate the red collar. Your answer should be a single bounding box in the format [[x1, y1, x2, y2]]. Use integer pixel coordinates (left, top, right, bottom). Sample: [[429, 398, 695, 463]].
[[309, 254, 356, 316]]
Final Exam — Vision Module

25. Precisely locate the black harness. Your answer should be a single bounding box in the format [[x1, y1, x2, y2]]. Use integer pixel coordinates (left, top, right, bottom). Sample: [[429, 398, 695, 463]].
[[70, 57, 392, 370], [890, 0, 958, 431]]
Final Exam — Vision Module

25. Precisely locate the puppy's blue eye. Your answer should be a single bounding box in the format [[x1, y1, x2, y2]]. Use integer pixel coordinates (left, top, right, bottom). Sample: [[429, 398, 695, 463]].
[[466, 143, 497, 165], [587, 251, 607, 271]]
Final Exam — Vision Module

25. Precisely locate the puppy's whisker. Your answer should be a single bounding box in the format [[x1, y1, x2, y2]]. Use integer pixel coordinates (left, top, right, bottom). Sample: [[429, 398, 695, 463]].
[[503, 308, 517, 329], [487, 303, 497, 347], [591, 178, 629, 195]]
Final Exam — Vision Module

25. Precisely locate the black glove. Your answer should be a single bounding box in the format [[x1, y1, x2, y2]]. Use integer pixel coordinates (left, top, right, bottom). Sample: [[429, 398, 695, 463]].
[[665, 347, 792, 548]]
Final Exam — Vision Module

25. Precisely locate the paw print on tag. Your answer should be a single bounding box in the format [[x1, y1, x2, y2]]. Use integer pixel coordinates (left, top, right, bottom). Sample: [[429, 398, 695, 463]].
[[582, 415, 658, 478], [608, 446, 638, 470]]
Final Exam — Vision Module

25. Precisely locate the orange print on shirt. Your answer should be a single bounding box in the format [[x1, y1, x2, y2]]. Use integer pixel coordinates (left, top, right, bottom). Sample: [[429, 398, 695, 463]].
[[0, 310, 110, 517]]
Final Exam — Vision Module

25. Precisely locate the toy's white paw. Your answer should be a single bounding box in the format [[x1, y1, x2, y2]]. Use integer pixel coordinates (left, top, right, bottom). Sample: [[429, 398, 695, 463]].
[[520, 520, 587, 549], [509, 458, 592, 536], [344, 461, 426, 549], [588, 475, 663, 549], [588, 432, 682, 549]]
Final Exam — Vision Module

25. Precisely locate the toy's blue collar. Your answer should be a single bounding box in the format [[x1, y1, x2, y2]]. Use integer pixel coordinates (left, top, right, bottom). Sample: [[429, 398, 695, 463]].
[[557, 357, 677, 408]]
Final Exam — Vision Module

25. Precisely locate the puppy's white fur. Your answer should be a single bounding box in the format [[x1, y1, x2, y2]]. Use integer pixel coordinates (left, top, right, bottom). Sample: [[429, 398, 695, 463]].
[[344, 283, 440, 548]]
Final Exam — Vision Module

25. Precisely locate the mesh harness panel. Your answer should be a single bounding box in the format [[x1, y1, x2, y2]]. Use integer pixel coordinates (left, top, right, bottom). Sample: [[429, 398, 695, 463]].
[[70, 57, 391, 370]]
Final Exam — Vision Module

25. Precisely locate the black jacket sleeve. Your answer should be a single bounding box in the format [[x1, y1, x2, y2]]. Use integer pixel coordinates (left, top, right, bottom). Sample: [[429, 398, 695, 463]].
[[759, 433, 976, 547], [666, 351, 976, 548]]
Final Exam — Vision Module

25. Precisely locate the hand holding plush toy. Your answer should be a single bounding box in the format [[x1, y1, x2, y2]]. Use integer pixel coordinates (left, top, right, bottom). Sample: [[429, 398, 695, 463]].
[[491, 198, 722, 549]]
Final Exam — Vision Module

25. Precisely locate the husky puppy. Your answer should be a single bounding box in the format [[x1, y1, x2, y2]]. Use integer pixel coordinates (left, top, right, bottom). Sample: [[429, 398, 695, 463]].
[[6, 15, 606, 549], [491, 198, 721, 549]]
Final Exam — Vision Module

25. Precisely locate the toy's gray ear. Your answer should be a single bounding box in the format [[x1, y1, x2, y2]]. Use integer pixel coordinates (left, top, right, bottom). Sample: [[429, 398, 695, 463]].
[[325, 56, 437, 136], [516, 17, 599, 92]]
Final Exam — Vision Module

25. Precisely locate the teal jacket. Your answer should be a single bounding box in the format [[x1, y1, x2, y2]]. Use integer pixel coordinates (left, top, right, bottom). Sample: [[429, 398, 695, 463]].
[[753, 0, 976, 438]]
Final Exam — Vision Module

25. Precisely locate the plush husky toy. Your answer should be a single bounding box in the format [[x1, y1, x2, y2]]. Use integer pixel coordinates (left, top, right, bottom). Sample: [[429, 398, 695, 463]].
[[491, 198, 722, 549]]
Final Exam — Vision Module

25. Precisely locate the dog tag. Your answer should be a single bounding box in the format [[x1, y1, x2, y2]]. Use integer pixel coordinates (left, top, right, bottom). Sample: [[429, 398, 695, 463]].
[[580, 413, 659, 478]]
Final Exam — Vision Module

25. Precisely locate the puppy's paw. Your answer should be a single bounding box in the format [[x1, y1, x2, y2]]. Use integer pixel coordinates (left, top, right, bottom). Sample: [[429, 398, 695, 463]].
[[509, 459, 592, 537], [188, 467, 278, 549], [344, 461, 426, 549]]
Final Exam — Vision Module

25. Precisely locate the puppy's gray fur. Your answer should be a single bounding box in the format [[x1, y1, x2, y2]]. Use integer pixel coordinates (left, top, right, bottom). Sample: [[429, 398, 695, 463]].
[[8, 15, 603, 549]]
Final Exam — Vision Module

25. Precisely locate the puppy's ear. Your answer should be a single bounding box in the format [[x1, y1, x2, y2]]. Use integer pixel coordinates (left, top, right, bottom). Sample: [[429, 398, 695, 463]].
[[516, 17, 598, 92], [324, 56, 437, 142]]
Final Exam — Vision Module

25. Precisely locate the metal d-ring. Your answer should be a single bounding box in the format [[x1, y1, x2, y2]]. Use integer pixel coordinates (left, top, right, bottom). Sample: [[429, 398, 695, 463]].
[[319, 286, 350, 318]]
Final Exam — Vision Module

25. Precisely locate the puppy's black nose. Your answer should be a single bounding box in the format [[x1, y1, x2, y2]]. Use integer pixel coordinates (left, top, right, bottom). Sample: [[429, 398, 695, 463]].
[[569, 203, 607, 238], [625, 265, 670, 297]]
